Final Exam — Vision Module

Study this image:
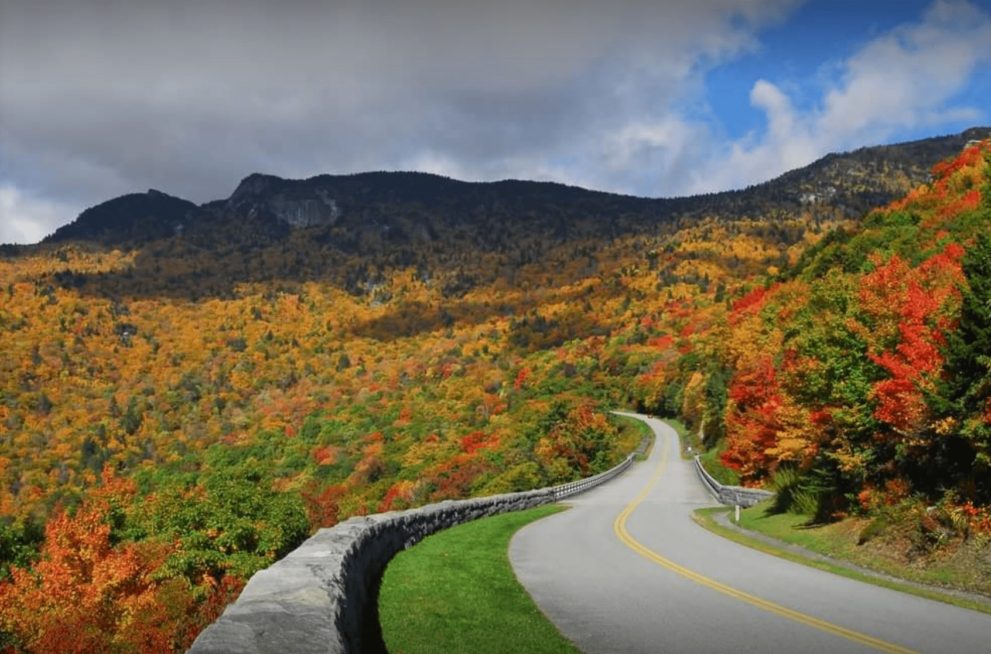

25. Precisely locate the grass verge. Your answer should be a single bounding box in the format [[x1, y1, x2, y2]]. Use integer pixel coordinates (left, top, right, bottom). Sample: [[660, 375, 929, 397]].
[[380, 504, 578, 654], [696, 438, 739, 486], [693, 506, 991, 616], [662, 417, 694, 459], [610, 412, 654, 460]]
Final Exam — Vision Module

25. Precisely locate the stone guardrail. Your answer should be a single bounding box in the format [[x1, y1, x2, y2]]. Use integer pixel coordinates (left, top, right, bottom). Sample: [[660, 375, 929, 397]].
[[551, 436, 649, 500], [189, 436, 650, 654], [693, 455, 774, 508]]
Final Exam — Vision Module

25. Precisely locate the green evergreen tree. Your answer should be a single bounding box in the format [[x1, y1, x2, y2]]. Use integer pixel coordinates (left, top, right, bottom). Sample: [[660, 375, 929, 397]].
[[938, 233, 991, 499]]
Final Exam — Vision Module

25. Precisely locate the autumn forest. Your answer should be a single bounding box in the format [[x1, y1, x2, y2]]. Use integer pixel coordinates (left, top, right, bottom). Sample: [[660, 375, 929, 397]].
[[1, 133, 990, 652]]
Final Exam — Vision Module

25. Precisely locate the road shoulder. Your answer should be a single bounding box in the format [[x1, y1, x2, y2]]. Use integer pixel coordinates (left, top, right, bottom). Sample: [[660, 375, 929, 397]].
[[693, 506, 991, 616]]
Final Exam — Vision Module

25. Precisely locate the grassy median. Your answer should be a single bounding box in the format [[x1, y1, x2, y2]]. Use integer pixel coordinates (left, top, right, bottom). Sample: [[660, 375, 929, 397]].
[[379, 504, 578, 654]]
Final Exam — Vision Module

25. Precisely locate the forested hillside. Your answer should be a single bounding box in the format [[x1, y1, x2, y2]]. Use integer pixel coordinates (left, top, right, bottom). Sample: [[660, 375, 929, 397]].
[[0, 131, 988, 651], [634, 140, 991, 541]]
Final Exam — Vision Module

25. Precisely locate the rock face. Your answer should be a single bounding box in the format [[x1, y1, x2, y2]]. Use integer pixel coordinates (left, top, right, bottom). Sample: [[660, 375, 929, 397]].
[[226, 174, 342, 228]]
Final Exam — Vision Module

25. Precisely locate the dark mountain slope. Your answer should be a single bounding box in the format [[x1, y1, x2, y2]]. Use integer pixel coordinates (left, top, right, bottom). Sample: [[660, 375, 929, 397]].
[[45, 190, 201, 244], [44, 127, 990, 249]]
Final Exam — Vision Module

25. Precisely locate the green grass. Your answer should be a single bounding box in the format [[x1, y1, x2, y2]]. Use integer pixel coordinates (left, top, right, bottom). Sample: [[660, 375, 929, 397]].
[[736, 504, 845, 552], [661, 417, 694, 459], [380, 505, 578, 654], [610, 413, 654, 460], [696, 438, 739, 486], [694, 505, 991, 615]]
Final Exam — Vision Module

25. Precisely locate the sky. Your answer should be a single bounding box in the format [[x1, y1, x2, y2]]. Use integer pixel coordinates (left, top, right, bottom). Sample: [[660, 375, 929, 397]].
[[1, 0, 990, 244]]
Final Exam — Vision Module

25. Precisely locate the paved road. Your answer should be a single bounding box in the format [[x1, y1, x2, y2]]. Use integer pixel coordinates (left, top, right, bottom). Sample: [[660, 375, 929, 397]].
[[509, 413, 991, 654]]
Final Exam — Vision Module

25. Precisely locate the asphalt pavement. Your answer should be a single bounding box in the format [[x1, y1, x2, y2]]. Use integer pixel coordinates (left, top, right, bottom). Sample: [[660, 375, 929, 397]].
[[509, 413, 990, 654]]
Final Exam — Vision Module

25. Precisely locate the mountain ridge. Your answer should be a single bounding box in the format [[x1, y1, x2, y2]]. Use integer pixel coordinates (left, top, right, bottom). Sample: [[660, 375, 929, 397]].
[[38, 126, 991, 248]]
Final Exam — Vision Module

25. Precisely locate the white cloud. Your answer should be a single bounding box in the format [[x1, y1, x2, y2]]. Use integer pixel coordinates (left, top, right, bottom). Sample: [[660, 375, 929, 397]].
[[692, 0, 991, 193], [819, 0, 991, 139], [0, 184, 77, 245], [587, 117, 716, 196]]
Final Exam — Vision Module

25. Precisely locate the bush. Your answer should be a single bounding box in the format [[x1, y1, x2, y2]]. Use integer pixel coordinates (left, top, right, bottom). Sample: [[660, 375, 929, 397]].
[[770, 467, 819, 517]]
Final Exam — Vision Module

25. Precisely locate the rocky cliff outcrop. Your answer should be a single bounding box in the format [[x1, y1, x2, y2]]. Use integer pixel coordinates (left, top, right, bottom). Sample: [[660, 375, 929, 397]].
[[226, 173, 343, 228]]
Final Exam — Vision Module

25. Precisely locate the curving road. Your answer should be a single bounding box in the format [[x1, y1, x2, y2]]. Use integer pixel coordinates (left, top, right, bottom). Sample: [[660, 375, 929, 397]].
[[509, 413, 991, 654]]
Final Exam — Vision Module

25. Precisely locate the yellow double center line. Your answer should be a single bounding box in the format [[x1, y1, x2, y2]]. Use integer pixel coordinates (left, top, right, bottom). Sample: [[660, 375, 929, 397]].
[[611, 425, 917, 654]]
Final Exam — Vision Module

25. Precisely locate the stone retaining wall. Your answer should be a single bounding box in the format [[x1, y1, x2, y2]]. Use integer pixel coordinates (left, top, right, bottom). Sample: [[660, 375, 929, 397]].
[[693, 455, 774, 507], [189, 442, 645, 654]]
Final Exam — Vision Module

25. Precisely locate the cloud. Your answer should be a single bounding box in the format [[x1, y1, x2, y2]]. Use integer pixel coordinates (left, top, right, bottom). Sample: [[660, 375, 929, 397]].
[[1, 1, 988, 244], [0, 185, 76, 245], [818, 0, 991, 137], [694, 0, 991, 193], [0, 0, 797, 242]]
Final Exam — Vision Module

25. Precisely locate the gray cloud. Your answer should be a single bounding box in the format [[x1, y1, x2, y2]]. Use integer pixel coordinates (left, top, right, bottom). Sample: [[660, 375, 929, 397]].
[[4, 1, 989, 245], [0, 0, 797, 242]]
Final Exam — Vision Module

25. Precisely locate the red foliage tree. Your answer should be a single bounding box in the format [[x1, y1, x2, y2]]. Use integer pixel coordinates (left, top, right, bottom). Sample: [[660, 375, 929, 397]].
[[0, 505, 178, 653], [721, 357, 783, 482], [862, 247, 964, 436]]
